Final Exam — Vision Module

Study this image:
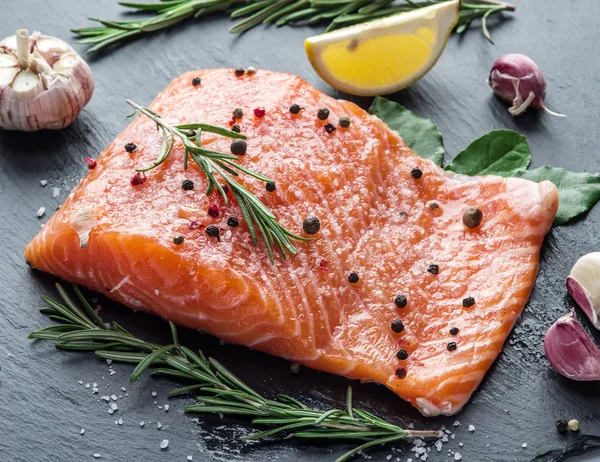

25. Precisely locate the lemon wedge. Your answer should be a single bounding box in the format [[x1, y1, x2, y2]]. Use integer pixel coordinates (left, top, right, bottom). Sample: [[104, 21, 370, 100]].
[[305, 0, 460, 96]]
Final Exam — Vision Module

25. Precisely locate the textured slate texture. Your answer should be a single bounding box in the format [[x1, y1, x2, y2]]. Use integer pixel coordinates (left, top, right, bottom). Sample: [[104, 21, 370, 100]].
[[0, 1, 599, 461]]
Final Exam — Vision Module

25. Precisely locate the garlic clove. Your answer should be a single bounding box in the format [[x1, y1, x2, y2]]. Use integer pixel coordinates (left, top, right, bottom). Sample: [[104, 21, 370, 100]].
[[544, 311, 600, 381], [567, 252, 600, 330], [0, 54, 18, 67], [0, 29, 94, 131], [0, 67, 18, 86]]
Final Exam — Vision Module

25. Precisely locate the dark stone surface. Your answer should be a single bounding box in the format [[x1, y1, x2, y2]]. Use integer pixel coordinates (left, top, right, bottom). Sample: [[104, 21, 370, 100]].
[[1, 1, 599, 461]]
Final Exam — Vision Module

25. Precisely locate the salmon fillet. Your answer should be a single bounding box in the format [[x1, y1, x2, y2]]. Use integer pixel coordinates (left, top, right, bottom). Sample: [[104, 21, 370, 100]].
[[25, 69, 559, 416]]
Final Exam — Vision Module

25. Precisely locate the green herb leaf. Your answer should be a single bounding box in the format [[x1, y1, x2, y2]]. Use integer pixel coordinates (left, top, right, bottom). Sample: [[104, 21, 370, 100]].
[[445, 129, 531, 177], [517, 167, 600, 226], [368, 96, 445, 167]]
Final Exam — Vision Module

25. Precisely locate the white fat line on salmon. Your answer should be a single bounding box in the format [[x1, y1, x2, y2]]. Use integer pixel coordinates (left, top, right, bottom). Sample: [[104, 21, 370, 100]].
[[109, 275, 130, 293]]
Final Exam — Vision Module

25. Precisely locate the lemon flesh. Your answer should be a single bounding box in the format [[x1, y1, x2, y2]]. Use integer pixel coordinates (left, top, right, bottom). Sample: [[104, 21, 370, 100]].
[[305, 0, 460, 96]]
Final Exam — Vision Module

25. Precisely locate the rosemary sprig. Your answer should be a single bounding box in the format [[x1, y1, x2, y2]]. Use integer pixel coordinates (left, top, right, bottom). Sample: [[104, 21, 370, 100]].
[[126, 99, 307, 262], [30, 284, 441, 461], [73, 0, 516, 53]]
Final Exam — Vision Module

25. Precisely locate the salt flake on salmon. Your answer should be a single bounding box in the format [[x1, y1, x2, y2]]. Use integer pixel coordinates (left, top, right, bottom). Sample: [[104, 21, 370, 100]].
[[25, 69, 558, 416]]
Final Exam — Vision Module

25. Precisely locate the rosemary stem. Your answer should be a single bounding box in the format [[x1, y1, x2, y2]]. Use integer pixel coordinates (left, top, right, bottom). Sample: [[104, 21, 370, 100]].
[[464, 0, 515, 11]]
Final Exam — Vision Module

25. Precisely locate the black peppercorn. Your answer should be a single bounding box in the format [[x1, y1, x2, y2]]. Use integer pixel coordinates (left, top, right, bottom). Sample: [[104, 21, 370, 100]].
[[234, 67, 245, 76], [191, 77, 201, 86], [395, 367, 407, 379], [463, 206, 483, 229], [396, 349, 409, 360], [338, 116, 351, 128], [227, 217, 239, 228], [427, 264, 439, 274], [449, 327, 459, 336], [348, 272, 359, 284], [206, 225, 220, 242], [463, 296, 475, 308], [125, 143, 137, 153], [447, 342, 457, 351], [556, 419, 568, 433], [411, 167, 423, 179], [233, 108, 244, 119], [317, 107, 330, 120], [266, 182, 276, 192], [391, 319, 404, 333], [290, 104, 304, 115], [182, 179, 194, 191], [324, 123, 337, 134], [230, 139, 247, 156], [173, 234, 184, 245], [429, 201, 439, 210], [394, 294, 407, 308], [231, 125, 241, 133], [303, 215, 321, 234]]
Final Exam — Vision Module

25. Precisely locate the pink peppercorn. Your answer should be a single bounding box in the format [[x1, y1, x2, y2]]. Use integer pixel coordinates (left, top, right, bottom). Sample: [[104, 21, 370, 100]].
[[254, 107, 266, 118], [208, 204, 220, 217], [84, 157, 97, 169], [130, 172, 146, 186]]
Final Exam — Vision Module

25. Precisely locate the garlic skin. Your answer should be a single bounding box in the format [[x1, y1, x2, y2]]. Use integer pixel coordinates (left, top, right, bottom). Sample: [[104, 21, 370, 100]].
[[567, 252, 600, 330], [0, 29, 94, 131], [544, 312, 600, 381]]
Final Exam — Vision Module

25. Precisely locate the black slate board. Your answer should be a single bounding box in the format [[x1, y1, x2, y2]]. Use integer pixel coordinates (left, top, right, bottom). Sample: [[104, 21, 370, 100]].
[[1, 1, 600, 461]]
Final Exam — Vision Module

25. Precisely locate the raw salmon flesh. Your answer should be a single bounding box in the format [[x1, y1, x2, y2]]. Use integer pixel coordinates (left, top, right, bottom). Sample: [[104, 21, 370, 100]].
[[25, 69, 559, 416]]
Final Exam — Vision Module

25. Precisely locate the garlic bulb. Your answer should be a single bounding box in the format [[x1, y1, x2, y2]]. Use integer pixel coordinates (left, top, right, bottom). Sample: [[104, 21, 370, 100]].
[[0, 29, 94, 131], [567, 252, 600, 330]]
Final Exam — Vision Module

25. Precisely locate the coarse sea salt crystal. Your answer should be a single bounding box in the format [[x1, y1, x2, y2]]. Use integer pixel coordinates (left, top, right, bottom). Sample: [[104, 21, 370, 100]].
[[117, 418, 123, 425], [454, 453, 462, 460], [101, 396, 110, 402], [140, 421, 145, 427], [110, 402, 118, 411], [93, 453, 101, 458], [80, 428, 85, 435], [111, 395, 118, 401], [468, 425, 475, 432], [453, 421, 460, 427], [522, 443, 527, 448], [157, 421, 162, 429], [85, 382, 90, 389], [52, 187, 60, 197], [160, 439, 169, 450], [40, 180, 48, 186], [187, 456, 192, 461], [164, 404, 169, 412], [152, 391, 157, 397], [155, 289, 160, 296]]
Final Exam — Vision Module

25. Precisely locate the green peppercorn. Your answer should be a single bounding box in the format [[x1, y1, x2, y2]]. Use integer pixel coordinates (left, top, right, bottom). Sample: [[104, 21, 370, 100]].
[[394, 294, 407, 308], [234, 67, 245, 76], [396, 349, 409, 360], [317, 107, 330, 120], [230, 139, 247, 156], [463, 206, 483, 229], [338, 116, 351, 128], [348, 272, 359, 284], [173, 234, 184, 245], [233, 108, 244, 119], [303, 215, 321, 234], [182, 179, 194, 191], [266, 182, 276, 192]]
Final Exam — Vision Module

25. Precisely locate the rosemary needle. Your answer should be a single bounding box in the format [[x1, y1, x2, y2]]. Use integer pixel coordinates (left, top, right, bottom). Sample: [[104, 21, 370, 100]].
[[29, 284, 442, 461], [126, 99, 308, 262], [73, 0, 516, 53]]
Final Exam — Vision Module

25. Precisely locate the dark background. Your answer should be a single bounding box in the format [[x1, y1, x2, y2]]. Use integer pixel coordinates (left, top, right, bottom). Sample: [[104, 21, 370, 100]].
[[1, 1, 599, 461]]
